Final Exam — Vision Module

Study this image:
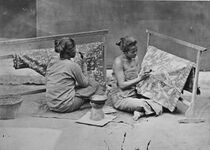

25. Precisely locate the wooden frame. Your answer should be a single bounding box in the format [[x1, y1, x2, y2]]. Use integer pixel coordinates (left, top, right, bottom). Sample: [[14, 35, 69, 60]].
[[146, 29, 207, 118], [0, 29, 108, 95]]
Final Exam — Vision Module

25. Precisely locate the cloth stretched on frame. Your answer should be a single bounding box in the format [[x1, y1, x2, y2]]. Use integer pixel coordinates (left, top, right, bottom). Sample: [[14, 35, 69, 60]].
[[136, 46, 196, 112], [12, 42, 105, 86]]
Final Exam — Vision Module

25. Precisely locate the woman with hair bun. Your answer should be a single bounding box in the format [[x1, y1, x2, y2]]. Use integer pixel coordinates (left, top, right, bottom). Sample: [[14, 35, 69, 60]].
[[109, 36, 162, 120], [46, 37, 102, 113]]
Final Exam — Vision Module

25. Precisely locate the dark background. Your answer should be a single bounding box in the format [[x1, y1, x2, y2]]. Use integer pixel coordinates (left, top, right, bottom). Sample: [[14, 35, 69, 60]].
[[0, 0, 210, 70], [0, 0, 36, 38]]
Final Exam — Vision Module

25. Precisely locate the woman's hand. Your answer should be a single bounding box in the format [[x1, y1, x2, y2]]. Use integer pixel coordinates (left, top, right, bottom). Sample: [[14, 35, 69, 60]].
[[138, 72, 151, 82]]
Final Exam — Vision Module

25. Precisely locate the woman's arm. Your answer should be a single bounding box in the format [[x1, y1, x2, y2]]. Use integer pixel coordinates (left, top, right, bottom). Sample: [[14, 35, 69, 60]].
[[113, 57, 141, 90], [71, 63, 89, 88], [136, 56, 142, 73], [73, 52, 88, 76], [82, 61, 88, 76], [113, 56, 150, 90]]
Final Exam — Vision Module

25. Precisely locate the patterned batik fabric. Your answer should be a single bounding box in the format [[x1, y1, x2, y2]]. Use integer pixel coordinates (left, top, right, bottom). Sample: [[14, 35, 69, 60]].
[[136, 46, 195, 112], [77, 42, 105, 86], [13, 48, 52, 76], [13, 42, 105, 86]]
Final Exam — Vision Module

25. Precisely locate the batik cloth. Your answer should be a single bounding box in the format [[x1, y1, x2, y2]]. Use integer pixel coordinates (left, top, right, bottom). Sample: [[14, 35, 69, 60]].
[[13, 42, 105, 86], [136, 46, 195, 112]]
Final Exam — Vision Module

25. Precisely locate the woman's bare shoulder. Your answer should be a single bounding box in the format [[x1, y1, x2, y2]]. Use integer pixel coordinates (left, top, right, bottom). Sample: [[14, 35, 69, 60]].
[[113, 55, 123, 66]]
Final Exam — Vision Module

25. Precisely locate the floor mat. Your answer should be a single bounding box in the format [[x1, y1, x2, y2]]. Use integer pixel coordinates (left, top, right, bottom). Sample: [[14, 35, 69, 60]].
[[32, 105, 117, 120], [0, 127, 62, 150]]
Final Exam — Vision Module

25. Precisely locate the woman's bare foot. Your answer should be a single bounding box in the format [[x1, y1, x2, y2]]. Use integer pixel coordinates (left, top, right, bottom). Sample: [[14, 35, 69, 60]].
[[133, 111, 144, 121]]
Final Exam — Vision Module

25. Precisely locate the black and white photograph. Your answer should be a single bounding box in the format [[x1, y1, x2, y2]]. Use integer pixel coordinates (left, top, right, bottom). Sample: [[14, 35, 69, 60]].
[[0, 0, 210, 150]]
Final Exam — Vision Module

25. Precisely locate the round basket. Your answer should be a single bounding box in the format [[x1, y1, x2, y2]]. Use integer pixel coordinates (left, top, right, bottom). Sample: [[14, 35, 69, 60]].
[[0, 94, 23, 120]]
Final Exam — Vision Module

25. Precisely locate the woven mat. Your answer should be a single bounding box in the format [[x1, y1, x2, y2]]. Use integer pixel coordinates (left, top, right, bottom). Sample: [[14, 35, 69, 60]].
[[32, 105, 117, 120]]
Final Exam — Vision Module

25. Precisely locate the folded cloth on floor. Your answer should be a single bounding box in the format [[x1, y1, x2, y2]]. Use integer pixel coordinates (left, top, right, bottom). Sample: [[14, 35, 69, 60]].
[[136, 46, 196, 112]]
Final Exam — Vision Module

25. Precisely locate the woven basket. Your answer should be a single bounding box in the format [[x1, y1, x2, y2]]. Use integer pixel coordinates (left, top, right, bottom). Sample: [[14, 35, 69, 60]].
[[0, 94, 23, 119]]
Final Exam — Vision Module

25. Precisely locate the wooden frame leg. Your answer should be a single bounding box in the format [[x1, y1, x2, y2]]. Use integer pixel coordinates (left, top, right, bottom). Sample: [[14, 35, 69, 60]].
[[179, 50, 205, 123]]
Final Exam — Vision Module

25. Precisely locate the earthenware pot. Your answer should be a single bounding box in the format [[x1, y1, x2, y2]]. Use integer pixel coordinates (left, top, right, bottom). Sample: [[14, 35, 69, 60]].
[[90, 95, 107, 121]]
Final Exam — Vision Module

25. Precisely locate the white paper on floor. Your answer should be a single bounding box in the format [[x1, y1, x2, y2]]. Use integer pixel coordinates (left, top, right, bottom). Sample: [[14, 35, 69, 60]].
[[76, 112, 116, 127]]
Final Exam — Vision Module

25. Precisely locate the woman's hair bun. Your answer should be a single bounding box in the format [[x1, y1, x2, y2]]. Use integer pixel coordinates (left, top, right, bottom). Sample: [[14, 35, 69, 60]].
[[54, 37, 75, 53], [116, 36, 137, 52]]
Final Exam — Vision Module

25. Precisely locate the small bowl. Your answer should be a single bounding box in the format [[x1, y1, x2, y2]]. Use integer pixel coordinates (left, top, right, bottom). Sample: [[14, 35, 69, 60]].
[[0, 94, 23, 120]]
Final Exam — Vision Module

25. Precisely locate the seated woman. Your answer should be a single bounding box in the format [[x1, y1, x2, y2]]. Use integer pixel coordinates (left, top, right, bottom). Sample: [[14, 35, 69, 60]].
[[46, 37, 103, 113], [108, 36, 162, 120]]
